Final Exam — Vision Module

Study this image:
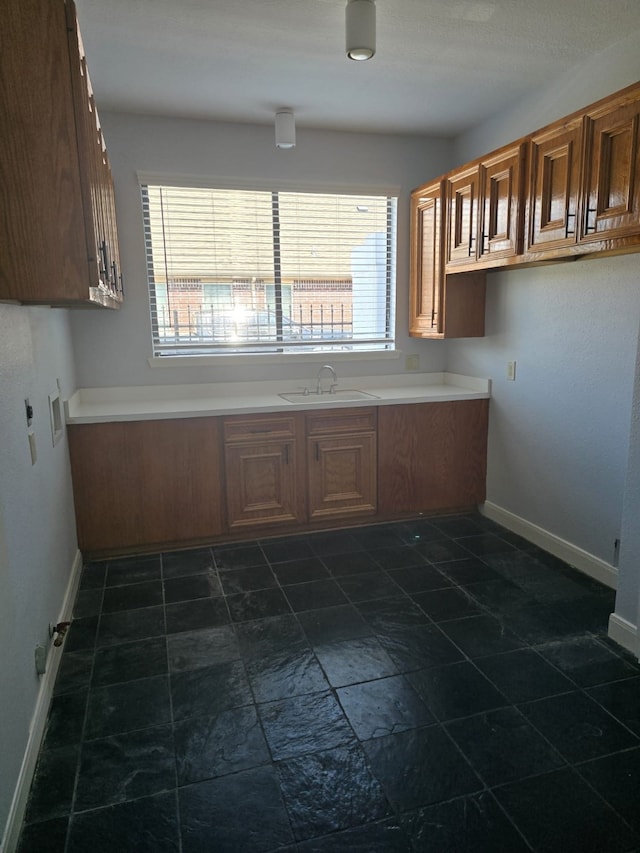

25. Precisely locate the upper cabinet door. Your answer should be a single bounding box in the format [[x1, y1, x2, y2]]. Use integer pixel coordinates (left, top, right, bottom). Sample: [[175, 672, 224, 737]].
[[526, 119, 583, 254], [409, 183, 443, 338], [446, 166, 479, 268], [580, 94, 640, 244], [66, 1, 123, 303], [478, 143, 525, 263]]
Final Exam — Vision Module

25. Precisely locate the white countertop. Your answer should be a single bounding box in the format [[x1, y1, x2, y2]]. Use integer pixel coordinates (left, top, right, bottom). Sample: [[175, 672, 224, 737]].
[[64, 372, 491, 424]]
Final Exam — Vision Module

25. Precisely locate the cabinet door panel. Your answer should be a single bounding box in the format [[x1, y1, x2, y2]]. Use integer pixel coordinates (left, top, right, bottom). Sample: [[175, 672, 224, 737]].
[[527, 119, 582, 252], [446, 169, 478, 267], [66, 4, 122, 302], [410, 186, 443, 337], [581, 101, 640, 242], [527, 120, 582, 252], [478, 144, 524, 261], [377, 401, 488, 515], [225, 440, 299, 529], [308, 434, 376, 520], [68, 419, 223, 553]]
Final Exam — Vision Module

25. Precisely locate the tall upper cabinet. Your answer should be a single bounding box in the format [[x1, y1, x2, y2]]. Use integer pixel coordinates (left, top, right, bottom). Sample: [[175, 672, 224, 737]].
[[0, 0, 123, 308], [445, 142, 525, 270], [410, 181, 486, 339]]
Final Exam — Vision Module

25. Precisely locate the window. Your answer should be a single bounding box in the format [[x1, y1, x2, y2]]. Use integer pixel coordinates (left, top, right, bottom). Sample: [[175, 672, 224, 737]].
[[141, 183, 397, 357]]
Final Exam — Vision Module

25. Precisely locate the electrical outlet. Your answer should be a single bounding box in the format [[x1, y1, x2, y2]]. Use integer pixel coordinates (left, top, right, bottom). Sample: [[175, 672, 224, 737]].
[[405, 354, 419, 371], [507, 361, 516, 381]]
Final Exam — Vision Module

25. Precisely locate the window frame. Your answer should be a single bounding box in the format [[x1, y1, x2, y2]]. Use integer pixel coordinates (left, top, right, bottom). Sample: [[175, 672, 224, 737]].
[[138, 173, 399, 360]]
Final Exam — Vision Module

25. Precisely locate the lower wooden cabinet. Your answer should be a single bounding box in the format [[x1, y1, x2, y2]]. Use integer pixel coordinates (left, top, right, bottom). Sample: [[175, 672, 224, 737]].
[[377, 400, 489, 516], [223, 414, 304, 531], [68, 418, 224, 553], [306, 409, 377, 521], [68, 400, 488, 555]]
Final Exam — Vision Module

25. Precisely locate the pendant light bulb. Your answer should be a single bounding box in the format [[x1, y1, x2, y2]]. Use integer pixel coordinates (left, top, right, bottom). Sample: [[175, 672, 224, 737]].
[[275, 110, 296, 149], [346, 0, 376, 61]]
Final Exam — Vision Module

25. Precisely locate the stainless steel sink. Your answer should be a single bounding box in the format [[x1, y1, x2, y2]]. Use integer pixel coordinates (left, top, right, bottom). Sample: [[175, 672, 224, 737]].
[[279, 389, 379, 404]]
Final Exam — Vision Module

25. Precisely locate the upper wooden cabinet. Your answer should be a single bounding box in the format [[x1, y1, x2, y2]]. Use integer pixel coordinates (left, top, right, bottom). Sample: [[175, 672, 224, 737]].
[[579, 92, 640, 247], [478, 143, 525, 263], [409, 182, 444, 336], [66, 5, 123, 301], [445, 143, 525, 271], [526, 93, 640, 258], [526, 118, 583, 255], [410, 182, 486, 340], [0, 0, 122, 307], [412, 81, 640, 300], [446, 166, 479, 268]]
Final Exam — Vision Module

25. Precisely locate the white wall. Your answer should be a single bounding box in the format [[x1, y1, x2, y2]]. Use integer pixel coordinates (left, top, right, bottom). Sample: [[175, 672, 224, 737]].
[[447, 256, 640, 564], [454, 29, 640, 164], [447, 33, 640, 641], [0, 305, 79, 840], [617, 323, 640, 630], [70, 116, 454, 388]]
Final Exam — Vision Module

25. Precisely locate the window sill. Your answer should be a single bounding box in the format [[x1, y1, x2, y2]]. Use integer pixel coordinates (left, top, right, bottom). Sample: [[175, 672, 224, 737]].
[[147, 349, 402, 368]]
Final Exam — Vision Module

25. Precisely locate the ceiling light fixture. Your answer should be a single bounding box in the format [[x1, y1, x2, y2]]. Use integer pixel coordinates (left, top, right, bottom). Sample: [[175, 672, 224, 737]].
[[346, 0, 376, 61], [275, 110, 296, 149]]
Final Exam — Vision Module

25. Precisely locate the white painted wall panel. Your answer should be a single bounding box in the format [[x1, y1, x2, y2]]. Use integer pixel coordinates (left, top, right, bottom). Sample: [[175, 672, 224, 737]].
[[447, 255, 640, 564], [0, 305, 78, 839]]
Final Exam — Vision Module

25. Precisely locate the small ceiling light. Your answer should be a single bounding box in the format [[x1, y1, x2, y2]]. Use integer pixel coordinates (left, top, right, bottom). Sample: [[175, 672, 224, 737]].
[[346, 0, 376, 61], [275, 110, 296, 149]]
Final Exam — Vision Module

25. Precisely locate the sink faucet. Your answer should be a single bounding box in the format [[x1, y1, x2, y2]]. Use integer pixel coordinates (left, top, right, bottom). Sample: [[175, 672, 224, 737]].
[[316, 364, 338, 395]]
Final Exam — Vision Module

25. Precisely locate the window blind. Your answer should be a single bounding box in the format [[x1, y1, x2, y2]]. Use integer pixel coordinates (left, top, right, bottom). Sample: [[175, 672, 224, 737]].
[[141, 184, 397, 356]]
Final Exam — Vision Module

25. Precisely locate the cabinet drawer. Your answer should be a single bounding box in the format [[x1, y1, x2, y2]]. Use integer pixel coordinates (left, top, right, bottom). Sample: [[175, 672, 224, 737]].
[[224, 415, 297, 442], [306, 407, 377, 436]]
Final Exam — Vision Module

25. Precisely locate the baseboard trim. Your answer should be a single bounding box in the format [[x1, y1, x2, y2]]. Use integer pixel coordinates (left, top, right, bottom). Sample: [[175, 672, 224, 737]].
[[608, 612, 639, 659], [1, 549, 83, 853], [480, 501, 618, 589]]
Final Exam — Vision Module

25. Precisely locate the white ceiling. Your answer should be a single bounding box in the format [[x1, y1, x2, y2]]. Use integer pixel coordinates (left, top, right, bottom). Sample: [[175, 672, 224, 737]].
[[75, 0, 640, 137]]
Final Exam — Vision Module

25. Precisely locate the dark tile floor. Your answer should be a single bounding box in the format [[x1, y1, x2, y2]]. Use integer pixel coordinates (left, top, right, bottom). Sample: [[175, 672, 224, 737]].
[[17, 512, 640, 853]]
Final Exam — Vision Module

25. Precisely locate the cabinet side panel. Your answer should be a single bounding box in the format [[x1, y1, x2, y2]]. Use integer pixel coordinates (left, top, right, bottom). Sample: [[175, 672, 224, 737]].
[[0, 0, 88, 302], [378, 401, 488, 515], [442, 273, 486, 338]]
